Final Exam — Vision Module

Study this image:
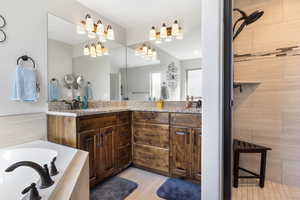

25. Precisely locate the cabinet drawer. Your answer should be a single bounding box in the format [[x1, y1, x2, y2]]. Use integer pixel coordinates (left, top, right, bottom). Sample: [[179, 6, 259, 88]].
[[117, 111, 130, 124], [79, 114, 117, 131], [170, 113, 201, 128], [133, 112, 169, 124], [133, 123, 169, 148], [133, 144, 169, 173]]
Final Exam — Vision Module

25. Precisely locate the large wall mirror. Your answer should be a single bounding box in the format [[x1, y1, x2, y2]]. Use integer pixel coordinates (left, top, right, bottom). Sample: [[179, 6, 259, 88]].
[[47, 13, 126, 102], [47, 13, 201, 102]]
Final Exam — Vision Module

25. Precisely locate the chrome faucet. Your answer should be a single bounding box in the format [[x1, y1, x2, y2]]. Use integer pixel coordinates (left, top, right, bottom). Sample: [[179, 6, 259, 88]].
[[5, 161, 54, 189]]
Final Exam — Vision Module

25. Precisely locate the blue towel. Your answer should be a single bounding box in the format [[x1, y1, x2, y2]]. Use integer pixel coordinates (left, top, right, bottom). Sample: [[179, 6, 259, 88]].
[[86, 85, 93, 100], [48, 81, 60, 101], [12, 65, 39, 102]]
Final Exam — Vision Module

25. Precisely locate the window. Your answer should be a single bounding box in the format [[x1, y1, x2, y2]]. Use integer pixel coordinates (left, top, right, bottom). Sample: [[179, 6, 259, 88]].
[[186, 69, 202, 98], [150, 73, 161, 99]]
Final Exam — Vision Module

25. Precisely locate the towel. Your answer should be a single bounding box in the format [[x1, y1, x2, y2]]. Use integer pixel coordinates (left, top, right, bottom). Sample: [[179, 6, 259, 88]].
[[161, 84, 169, 100], [12, 65, 39, 102], [48, 80, 60, 101], [86, 85, 93, 100]]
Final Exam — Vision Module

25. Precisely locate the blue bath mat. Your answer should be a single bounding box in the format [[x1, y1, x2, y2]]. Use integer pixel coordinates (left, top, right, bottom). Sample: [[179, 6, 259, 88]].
[[157, 178, 201, 200], [90, 176, 138, 200]]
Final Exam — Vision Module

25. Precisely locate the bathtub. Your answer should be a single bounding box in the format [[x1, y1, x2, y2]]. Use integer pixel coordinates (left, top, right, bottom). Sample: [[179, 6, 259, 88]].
[[0, 140, 77, 200]]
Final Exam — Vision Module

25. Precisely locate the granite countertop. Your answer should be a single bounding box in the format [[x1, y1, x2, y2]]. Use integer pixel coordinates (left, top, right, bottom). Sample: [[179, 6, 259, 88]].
[[47, 106, 201, 117]]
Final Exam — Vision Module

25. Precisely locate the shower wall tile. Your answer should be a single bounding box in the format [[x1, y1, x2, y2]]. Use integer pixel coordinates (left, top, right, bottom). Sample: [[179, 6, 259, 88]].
[[234, 0, 300, 188], [283, 0, 300, 22]]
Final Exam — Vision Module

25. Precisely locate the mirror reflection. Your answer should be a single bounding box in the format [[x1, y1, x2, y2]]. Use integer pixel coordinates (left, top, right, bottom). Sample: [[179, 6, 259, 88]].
[[125, 25, 202, 101], [47, 13, 126, 102], [47, 13, 201, 102]]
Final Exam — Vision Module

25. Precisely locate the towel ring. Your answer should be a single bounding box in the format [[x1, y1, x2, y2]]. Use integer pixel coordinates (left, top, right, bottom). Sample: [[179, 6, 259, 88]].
[[17, 55, 35, 69]]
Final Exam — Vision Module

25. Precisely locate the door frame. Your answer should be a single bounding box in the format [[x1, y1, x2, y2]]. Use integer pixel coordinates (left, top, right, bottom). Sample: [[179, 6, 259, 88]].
[[223, 0, 233, 199]]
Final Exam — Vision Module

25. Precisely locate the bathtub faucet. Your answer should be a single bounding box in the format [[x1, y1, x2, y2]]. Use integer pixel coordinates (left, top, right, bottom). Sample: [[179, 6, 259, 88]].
[[5, 161, 54, 189]]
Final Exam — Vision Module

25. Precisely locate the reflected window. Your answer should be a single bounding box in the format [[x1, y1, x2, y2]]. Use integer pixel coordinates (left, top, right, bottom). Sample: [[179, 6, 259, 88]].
[[186, 69, 202, 98], [150, 73, 161, 99]]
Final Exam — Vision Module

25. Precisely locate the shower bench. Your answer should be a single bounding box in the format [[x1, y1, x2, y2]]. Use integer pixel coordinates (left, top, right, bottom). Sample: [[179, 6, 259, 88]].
[[233, 139, 272, 188]]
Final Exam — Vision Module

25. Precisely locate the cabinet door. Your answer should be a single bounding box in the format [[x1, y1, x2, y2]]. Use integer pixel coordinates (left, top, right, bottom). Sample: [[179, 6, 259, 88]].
[[117, 125, 132, 169], [192, 128, 201, 181], [96, 126, 116, 180], [78, 129, 98, 182], [170, 127, 192, 178]]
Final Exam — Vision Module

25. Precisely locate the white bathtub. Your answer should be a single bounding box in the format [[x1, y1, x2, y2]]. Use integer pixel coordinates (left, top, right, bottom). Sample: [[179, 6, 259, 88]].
[[0, 141, 77, 200]]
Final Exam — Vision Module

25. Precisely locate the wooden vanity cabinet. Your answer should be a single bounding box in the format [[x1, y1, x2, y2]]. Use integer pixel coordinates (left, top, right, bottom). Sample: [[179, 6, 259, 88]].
[[132, 111, 170, 175], [47, 111, 131, 186], [170, 113, 202, 182]]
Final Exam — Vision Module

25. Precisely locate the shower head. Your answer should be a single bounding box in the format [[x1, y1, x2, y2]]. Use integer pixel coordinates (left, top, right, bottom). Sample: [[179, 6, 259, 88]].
[[245, 10, 264, 25], [233, 8, 264, 40]]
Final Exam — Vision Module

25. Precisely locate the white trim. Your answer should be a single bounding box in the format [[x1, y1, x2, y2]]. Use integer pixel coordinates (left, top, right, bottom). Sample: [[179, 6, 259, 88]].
[[202, 0, 224, 199]]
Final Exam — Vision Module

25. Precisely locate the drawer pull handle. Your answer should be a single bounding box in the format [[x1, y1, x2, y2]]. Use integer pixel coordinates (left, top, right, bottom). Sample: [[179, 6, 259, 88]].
[[176, 132, 187, 136]]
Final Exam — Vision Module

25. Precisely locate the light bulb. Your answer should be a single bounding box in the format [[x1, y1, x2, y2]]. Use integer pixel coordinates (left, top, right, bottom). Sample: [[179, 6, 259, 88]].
[[149, 26, 157, 41], [85, 14, 94, 32], [96, 20, 105, 36], [148, 48, 153, 56], [142, 45, 148, 55], [152, 50, 157, 60], [83, 45, 90, 56], [107, 25, 115, 40], [77, 21, 86, 35], [160, 23, 167, 39], [90, 44, 96, 57], [96, 42, 103, 56], [103, 47, 109, 55], [172, 20, 179, 36], [99, 33, 107, 43], [135, 48, 141, 56], [176, 27, 183, 40], [88, 31, 96, 39]]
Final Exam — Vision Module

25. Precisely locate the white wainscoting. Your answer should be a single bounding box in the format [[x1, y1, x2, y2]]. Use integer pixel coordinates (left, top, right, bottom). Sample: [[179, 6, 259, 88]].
[[0, 113, 47, 148]]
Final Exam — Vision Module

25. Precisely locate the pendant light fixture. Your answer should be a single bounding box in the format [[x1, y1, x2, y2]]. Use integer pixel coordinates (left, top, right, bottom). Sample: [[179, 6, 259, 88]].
[[171, 20, 179, 36], [85, 14, 94, 32], [83, 42, 109, 58], [96, 20, 105, 36], [149, 20, 183, 43], [90, 44, 97, 58], [107, 25, 115, 40], [96, 42, 103, 56], [77, 21, 86, 35], [83, 45, 90, 56], [149, 26, 157, 41], [77, 14, 115, 42], [160, 23, 167, 39], [135, 44, 158, 60]]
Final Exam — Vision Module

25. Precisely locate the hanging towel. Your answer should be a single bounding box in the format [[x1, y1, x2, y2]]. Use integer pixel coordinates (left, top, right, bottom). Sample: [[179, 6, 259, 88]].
[[161, 82, 169, 100], [11, 65, 39, 102], [86, 83, 93, 100], [48, 79, 60, 101]]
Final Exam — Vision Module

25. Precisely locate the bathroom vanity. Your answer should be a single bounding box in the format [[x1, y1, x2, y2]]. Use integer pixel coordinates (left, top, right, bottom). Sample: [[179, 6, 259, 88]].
[[47, 109, 201, 186]]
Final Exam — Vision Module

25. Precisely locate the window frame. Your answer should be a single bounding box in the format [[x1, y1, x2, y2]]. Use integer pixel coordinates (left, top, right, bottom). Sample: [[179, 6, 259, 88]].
[[186, 68, 202, 98]]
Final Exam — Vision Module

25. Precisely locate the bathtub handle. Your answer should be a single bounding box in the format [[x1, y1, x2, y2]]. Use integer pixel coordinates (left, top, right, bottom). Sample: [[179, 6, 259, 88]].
[[22, 183, 41, 200], [50, 157, 59, 176]]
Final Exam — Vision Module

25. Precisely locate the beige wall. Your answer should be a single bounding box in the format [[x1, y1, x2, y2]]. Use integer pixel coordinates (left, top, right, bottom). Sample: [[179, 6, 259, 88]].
[[234, 0, 300, 187]]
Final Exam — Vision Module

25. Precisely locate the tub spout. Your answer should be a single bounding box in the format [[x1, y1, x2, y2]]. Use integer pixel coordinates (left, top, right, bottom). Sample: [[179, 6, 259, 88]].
[[5, 161, 54, 189]]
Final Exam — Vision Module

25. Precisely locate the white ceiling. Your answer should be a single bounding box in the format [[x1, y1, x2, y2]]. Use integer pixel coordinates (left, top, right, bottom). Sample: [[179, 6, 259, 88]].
[[76, 0, 201, 30], [76, 0, 202, 60]]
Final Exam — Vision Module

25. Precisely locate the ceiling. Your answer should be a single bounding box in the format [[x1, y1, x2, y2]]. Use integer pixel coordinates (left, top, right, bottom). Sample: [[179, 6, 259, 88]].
[[76, 0, 202, 60], [76, 0, 201, 30]]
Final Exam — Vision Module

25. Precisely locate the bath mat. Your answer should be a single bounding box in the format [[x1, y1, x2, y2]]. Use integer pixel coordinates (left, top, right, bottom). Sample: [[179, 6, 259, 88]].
[[157, 178, 201, 200], [90, 176, 138, 200]]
